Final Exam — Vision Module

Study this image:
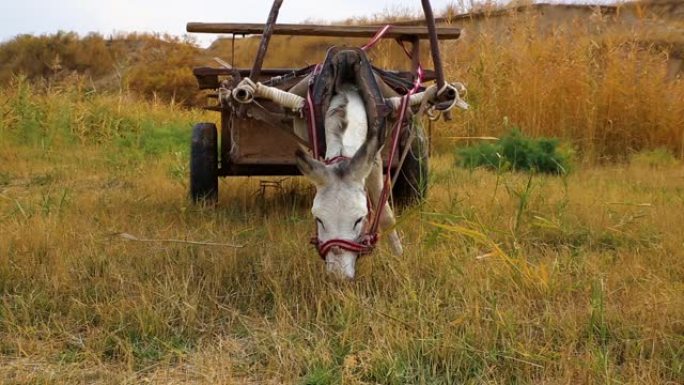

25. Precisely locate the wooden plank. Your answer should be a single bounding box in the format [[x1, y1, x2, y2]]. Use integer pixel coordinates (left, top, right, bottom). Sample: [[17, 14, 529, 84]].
[[186, 22, 461, 40]]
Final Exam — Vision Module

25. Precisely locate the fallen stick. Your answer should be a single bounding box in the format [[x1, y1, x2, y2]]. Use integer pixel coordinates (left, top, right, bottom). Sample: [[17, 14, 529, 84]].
[[112, 232, 244, 248]]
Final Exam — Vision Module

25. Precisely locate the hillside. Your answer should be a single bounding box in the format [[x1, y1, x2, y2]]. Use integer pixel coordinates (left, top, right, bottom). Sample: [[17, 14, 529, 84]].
[[0, 32, 204, 105]]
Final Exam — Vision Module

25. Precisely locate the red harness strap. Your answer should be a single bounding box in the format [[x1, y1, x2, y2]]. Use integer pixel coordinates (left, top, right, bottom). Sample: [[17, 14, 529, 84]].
[[305, 24, 423, 259], [312, 235, 378, 259]]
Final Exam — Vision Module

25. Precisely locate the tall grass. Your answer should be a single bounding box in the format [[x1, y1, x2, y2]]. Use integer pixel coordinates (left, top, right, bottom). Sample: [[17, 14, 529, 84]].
[[438, 8, 684, 160], [220, 5, 684, 161], [3, 4, 681, 160]]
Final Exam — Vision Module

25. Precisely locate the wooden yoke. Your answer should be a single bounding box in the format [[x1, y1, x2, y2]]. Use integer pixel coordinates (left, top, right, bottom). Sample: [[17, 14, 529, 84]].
[[310, 47, 392, 156]]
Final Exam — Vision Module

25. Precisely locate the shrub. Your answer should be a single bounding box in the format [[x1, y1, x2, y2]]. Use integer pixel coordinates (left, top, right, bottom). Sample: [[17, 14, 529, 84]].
[[456, 129, 573, 174]]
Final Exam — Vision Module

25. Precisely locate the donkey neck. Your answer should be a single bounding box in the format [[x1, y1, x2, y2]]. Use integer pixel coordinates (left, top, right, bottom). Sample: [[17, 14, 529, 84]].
[[324, 87, 368, 160]]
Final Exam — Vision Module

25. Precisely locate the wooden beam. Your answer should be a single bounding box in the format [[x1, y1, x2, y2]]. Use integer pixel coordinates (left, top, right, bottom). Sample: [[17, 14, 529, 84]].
[[239, 0, 283, 118], [186, 22, 461, 40]]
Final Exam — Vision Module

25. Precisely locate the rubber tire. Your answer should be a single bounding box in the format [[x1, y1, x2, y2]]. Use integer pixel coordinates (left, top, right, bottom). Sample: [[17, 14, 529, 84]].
[[190, 123, 218, 203], [392, 119, 429, 205]]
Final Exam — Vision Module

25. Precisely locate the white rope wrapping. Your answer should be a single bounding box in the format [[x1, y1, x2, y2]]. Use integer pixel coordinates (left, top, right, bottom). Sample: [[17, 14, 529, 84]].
[[438, 82, 469, 111], [232, 78, 305, 111], [387, 82, 469, 111], [387, 85, 437, 110], [258, 83, 305, 110], [218, 86, 231, 107]]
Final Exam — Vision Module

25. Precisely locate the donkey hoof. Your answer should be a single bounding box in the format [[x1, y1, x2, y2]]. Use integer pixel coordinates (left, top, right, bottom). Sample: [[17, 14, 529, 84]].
[[389, 232, 403, 256]]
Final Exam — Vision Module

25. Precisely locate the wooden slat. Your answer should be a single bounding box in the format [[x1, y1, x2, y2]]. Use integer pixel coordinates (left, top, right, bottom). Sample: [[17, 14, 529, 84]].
[[186, 22, 461, 40], [193, 67, 314, 90]]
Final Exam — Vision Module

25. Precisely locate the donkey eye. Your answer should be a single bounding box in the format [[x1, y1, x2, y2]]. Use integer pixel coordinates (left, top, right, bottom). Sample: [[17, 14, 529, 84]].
[[316, 217, 325, 230], [353, 217, 364, 229]]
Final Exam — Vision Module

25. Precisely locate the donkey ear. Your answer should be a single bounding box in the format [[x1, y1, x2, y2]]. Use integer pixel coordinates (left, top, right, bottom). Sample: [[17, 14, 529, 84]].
[[295, 148, 328, 186], [345, 135, 380, 182]]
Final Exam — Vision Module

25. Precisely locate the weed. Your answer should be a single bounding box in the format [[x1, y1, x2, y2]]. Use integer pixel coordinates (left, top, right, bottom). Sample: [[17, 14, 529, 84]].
[[0, 171, 10, 186], [630, 148, 679, 168], [301, 364, 340, 385], [456, 128, 573, 174]]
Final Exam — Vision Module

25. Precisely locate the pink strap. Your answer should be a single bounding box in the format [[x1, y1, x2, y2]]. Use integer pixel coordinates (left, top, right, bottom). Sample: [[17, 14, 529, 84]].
[[306, 64, 323, 159], [361, 24, 391, 51], [369, 63, 424, 236]]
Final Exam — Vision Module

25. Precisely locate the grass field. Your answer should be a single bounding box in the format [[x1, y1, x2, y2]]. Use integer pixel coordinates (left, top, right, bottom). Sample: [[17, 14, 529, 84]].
[[1, 79, 683, 384]]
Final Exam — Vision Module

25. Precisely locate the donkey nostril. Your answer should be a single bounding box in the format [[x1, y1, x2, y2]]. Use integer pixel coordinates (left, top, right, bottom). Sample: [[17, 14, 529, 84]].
[[331, 246, 342, 255]]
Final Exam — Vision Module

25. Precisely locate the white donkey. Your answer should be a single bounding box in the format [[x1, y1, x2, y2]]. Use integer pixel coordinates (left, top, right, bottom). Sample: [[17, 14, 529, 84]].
[[294, 84, 403, 278], [233, 71, 466, 279]]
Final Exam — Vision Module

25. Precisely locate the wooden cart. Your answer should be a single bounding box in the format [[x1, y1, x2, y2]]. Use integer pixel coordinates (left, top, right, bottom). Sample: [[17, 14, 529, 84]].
[[186, 0, 461, 203]]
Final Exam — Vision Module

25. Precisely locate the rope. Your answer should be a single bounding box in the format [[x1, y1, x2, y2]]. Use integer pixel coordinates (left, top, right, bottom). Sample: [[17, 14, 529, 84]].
[[307, 26, 426, 257], [224, 24, 438, 256], [386, 85, 437, 110], [436, 82, 469, 111], [387, 82, 468, 112], [218, 85, 231, 107], [232, 77, 305, 111]]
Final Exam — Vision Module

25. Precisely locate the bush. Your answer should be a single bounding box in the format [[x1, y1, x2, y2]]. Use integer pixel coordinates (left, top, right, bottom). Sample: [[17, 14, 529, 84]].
[[456, 129, 573, 174]]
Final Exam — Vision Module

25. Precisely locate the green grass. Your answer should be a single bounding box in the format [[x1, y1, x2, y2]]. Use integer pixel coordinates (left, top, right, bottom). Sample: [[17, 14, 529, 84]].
[[0, 76, 202, 155]]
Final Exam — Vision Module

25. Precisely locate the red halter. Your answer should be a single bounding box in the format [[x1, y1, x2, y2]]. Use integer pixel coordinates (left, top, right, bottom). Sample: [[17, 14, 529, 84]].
[[308, 163, 378, 260], [305, 25, 424, 260], [311, 234, 378, 260]]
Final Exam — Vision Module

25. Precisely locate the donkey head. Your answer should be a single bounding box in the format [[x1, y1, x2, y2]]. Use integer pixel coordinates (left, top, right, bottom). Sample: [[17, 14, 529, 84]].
[[295, 135, 379, 279]]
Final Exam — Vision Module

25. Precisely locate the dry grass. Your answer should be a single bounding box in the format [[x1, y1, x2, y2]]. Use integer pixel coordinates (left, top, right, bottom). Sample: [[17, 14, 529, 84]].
[[1, 81, 683, 384], [436, 11, 684, 161], [1, 3, 684, 383]]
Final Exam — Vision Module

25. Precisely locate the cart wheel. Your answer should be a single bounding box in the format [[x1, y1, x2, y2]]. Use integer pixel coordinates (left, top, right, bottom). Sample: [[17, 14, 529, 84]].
[[190, 122, 218, 203], [393, 119, 428, 205]]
